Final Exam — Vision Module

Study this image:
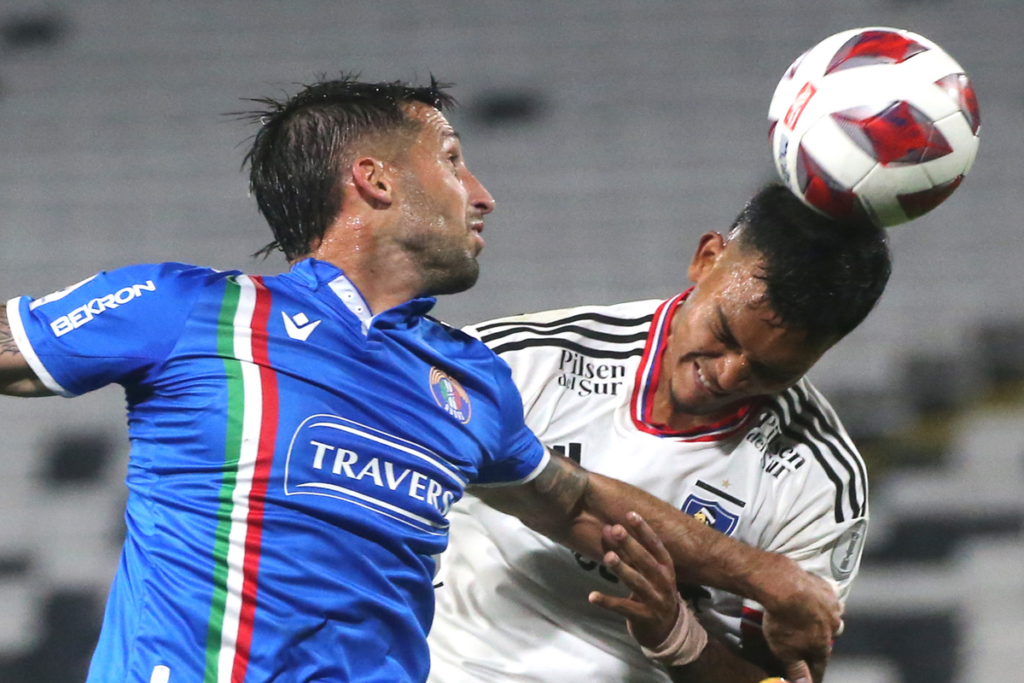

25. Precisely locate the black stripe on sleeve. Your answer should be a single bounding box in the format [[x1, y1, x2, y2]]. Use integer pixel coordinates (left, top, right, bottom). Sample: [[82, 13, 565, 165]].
[[489, 337, 645, 360], [763, 397, 847, 524], [780, 390, 861, 521], [791, 385, 868, 518], [480, 324, 649, 346], [476, 312, 654, 333]]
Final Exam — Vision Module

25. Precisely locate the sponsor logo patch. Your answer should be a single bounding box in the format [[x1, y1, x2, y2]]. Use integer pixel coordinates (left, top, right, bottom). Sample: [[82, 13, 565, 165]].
[[747, 414, 806, 478], [830, 519, 867, 581], [556, 350, 626, 397], [682, 495, 739, 536], [284, 414, 465, 534], [429, 367, 471, 424], [49, 280, 156, 337]]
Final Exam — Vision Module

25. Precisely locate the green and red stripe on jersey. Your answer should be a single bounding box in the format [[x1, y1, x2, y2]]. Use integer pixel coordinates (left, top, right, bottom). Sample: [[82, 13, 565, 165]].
[[204, 275, 279, 683]]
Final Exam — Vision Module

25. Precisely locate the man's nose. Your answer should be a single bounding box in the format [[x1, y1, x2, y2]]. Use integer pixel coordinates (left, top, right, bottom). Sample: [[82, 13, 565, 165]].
[[717, 354, 752, 391], [467, 171, 496, 215]]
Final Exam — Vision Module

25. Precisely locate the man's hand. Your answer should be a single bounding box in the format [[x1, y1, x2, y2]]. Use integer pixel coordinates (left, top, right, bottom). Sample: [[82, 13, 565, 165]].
[[477, 453, 841, 667], [588, 513, 812, 683], [781, 661, 814, 683], [587, 512, 683, 648], [758, 568, 841, 664]]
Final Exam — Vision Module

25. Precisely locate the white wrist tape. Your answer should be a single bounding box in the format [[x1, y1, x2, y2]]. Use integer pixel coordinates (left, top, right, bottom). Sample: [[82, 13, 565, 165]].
[[629, 600, 708, 667]]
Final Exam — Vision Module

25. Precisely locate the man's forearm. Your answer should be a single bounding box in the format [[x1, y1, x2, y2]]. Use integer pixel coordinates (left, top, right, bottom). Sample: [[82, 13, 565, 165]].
[[580, 468, 839, 663], [477, 452, 840, 663], [578, 468, 807, 612], [484, 452, 819, 608], [0, 306, 51, 397]]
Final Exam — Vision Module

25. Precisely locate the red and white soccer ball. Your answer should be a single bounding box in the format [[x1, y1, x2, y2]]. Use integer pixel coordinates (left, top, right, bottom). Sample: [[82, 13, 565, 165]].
[[768, 27, 980, 227]]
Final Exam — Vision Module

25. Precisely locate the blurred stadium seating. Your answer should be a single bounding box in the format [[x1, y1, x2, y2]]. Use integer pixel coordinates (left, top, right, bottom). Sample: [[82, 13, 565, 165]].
[[0, 2, 1020, 681]]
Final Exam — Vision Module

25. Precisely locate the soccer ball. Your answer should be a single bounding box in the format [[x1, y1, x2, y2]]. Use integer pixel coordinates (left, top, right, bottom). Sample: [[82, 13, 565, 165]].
[[768, 27, 980, 227]]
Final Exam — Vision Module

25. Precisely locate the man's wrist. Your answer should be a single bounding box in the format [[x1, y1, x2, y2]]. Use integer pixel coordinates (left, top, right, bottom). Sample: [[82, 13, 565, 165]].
[[743, 552, 798, 613], [630, 600, 708, 667]]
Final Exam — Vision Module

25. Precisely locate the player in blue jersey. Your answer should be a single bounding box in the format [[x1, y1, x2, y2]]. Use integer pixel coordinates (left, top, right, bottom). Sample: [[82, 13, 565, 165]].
[[0, 76, 841, 682]]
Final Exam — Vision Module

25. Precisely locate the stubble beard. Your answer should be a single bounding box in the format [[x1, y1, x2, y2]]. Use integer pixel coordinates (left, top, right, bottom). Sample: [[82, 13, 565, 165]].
[[401, 229, 481, 297], [668, 372, 738, 418], [421, 251, 480, 296], [394, 171, 482, 297], [670, 391, 719, 418]]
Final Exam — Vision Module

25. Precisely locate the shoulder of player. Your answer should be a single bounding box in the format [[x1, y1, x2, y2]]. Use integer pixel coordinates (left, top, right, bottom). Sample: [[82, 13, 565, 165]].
[[464, 300, 661, 359], [754, 378, 868, 522], [424, 315, 479, 347], [112, 262, 244, 290], [22, 263, 236, 314], [418, 316, 509, 373]]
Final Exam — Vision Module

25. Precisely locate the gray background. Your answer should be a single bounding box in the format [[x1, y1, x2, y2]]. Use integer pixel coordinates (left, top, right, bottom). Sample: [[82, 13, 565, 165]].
[[0, 1, 1020, 682]]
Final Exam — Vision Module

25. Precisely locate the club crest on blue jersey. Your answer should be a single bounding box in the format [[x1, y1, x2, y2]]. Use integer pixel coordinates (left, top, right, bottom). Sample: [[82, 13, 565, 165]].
[[429, 367, 472, 424], [682, 495, 739, 536]]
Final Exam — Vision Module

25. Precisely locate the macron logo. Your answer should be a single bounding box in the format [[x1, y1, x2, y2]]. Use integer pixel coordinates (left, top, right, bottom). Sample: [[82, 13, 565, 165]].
[[282, 311, 321, 341]]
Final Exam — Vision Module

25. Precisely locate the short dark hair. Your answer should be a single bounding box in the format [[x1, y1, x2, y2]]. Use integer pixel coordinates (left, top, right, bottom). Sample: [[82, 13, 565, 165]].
[[731, 183, 892, 345], [239, 75, 456, 260]]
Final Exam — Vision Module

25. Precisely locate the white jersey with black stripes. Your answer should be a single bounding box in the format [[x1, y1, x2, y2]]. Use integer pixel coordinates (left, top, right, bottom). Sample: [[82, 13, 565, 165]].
[[428, 297, 868, 683]]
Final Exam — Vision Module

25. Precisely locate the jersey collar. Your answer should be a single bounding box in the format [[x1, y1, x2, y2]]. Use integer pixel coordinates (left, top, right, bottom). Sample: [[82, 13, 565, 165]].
[[629, 289, 756, 442], [287, 258, 436, 334]]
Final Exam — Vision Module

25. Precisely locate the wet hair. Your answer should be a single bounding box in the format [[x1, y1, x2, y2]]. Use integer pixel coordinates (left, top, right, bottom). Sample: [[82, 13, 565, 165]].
[[730, 183, 892, 345], [238, 74, 456, 260]]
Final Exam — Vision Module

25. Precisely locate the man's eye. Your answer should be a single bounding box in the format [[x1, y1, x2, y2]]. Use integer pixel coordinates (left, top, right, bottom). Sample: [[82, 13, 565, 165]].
[[712, 326, 733, 347]]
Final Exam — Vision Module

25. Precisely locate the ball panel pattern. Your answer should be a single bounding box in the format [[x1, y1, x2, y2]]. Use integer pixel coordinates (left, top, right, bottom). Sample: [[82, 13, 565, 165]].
[[801, 117, 878, 187], [935, 73, 980, 134], [832, 101, 953, 165], [768, 26, 980, 227], [825, 30, 929, 75], [897, 175, 963, 219], [855, 163, 933, 225], [797, 145, 868, 221]]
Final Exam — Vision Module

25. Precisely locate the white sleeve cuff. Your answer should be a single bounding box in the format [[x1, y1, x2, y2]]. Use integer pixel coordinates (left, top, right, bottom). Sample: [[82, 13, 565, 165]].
[[469, 447, 551, 489], [5, 297, 73, 397]]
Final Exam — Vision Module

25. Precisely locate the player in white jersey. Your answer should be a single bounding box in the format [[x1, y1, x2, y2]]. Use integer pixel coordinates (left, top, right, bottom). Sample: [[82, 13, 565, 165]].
[[428, 185, 890, 683]]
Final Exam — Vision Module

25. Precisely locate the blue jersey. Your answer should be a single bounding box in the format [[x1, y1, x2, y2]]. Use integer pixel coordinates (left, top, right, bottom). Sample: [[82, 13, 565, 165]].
[[6, 258, 548, 683]]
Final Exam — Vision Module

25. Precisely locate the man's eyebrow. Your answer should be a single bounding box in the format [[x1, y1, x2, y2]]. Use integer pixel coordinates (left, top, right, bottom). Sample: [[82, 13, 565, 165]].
[[718, 305, 800, 382]]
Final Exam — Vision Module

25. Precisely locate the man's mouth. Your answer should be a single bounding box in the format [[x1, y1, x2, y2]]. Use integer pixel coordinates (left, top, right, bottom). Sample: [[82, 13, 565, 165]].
[[695, 364, 724, 396], [469, 222, 485, 248]]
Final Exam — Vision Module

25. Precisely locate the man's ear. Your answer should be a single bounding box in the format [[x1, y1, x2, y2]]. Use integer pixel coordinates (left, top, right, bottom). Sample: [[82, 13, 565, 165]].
[[687, 232, 727, 283], [350, 156, 395, 208]]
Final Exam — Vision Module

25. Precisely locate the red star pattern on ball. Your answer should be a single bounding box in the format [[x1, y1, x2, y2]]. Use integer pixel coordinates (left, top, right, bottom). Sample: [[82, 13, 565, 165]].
[[796, 145, 868, 221], [825, 30, 929, 75], [897, 176, 964, 219], [832, 101, 953, 165]]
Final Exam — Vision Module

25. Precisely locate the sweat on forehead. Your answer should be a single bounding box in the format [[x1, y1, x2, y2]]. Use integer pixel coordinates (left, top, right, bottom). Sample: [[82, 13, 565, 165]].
[[711, 249, 778, 317], [400, 101, 456, 138]]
